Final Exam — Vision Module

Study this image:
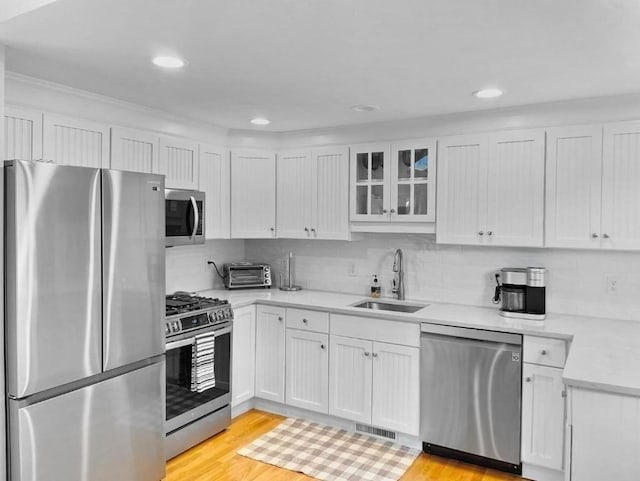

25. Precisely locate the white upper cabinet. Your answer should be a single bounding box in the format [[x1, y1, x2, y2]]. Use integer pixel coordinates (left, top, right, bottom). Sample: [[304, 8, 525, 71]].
[[199, 144, 230, 239], [110, 126, 159, 173], [545, 126, 603, 249], [437, 129, 545, 247], [350, 142, 392, 222], [43, 113, 109, 168], [350, 140, 436, 232], [601, 121, 640, 250], [277, 146, 350, 240], [485, 129, 545, 247], [277, 149, 314, 239], [314, 146, 350, 240], [5, 106, 43, 161], [231, 149, 277, 238], [390, 139, 437, 223], [159, 136, 199, 190], [436, 134, 488, 245]]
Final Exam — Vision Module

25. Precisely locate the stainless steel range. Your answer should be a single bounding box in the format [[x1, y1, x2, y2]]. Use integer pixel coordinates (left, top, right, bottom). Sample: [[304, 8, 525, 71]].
[[165, 293, 233, 460]]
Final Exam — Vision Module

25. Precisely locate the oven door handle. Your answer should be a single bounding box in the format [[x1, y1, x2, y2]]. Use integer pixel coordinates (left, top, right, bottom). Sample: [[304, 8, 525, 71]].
[[166, 326, 232, 351], [190, 196, 199, 239]]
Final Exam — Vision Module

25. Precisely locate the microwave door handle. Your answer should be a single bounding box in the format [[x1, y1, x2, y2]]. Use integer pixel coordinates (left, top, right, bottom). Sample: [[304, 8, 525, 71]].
[[190, 196, 199, 239]]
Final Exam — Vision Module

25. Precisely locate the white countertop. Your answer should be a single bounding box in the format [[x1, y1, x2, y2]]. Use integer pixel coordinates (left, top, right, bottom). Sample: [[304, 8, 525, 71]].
[[198, 288, 640, 397]]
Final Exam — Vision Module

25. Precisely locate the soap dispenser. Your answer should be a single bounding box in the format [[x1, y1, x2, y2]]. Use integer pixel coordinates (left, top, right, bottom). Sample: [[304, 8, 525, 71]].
[[370, 275, 381, 298]]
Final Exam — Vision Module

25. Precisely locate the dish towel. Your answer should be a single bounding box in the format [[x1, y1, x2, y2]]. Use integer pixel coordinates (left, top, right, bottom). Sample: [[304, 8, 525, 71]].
[[191, 332, 216, 392]]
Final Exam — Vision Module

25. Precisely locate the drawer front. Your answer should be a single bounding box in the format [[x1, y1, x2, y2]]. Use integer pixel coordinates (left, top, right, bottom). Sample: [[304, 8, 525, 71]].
[[523, 336, 567, 368], [286, 308, 329, 333], [330, 314, 419, 347]]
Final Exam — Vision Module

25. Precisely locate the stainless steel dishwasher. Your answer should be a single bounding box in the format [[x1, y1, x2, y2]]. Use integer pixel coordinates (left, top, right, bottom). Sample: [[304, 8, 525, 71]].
[[420, 323, 522, 474]]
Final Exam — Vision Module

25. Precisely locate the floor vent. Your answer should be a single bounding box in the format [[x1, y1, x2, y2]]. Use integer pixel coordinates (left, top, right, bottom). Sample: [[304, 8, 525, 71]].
[[355, 423, 397, 440]]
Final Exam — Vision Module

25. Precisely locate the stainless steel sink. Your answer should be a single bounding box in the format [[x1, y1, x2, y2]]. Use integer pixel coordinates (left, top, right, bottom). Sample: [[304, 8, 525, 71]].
[[351, 300, 428, 313]]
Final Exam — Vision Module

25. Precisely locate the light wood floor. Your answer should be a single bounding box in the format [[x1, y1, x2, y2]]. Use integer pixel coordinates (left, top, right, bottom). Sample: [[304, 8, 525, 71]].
[[166, 409, 524, 481]]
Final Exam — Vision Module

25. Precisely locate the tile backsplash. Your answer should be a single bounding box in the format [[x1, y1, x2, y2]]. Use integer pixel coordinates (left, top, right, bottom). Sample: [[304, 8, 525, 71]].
[[245, 234, 640, 321], [166, 239, 244, 294]]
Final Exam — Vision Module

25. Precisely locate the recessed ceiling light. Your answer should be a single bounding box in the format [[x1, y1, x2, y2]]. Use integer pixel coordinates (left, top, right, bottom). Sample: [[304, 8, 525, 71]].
[[152, 56, 185, 69], [351, 104, 380, 112], [473, 88, 503, 99], [250, 117, 271, 125]]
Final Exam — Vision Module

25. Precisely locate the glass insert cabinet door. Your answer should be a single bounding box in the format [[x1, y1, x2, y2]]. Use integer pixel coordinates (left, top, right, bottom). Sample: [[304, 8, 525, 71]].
[[390, 139, 437, 222], [350, 143, 391, 220]]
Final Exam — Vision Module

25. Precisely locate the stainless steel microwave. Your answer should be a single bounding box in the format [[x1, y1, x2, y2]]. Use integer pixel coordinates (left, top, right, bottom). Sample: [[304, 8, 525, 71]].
[[165, 189, 205, 247]]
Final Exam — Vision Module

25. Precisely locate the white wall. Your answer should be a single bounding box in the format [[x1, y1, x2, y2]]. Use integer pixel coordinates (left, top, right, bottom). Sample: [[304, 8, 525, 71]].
[[245, 235, 640, 322], [165, 240, 244, 294]]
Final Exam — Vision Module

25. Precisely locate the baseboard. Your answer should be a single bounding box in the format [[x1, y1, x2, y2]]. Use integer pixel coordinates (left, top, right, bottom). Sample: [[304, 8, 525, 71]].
[[253, 398, 422, 450], [522, 463, 564, 481], [231, 398, 255, 419]]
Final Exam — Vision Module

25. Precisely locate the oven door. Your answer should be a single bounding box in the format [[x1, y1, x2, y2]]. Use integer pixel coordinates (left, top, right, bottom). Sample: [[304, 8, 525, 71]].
[[165, 190, 205, 247], [165, 323, 231, 434]]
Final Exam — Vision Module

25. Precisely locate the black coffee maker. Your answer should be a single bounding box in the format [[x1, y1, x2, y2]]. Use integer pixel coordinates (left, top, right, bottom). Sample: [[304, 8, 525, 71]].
[[493, 267, 546, 320]]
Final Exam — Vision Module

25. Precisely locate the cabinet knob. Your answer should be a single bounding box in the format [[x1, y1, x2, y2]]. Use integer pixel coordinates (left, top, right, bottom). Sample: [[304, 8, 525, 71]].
[[302, 318, 308, 324], [311, 228, 316, 234], [382, 209, 388, 214], [390, 209, 396, 214], [304, 227, 309, 233], [561, 390, 567, 398], [478, 231, 484, 236], [487, 231, 493, 236], [320, 344, 326, 350], [540, 349, 547, 356], [592, 233, 599, 238], [278, 316, 283, 321], [372, 352, 378, 358], [364, 351, 370, 357], [603, 233, 610, 239], [525, 377, 532, 383], [270, 227, 275, 232]]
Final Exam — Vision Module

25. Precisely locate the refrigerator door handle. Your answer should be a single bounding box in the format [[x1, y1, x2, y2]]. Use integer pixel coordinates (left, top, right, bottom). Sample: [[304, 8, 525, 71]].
[[190, 196, 198, 239]]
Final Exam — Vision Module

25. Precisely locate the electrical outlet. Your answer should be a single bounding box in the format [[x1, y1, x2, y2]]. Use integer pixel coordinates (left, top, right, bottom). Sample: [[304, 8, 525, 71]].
[[606, 276, 619, 293], [347, 263, 357, 277]]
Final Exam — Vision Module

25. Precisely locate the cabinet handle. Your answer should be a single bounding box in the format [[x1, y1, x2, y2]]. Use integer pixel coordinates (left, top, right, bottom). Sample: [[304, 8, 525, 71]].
[[525, 377, 532, 383], [390, 209, 396, 214], [603, 233, 610, 239], [540, 349, 547, 356], [302, 318, 308, 324], [561, 390, 567, 398], [592, 233, 599, 238], [320, 344, 326, 350], [278, 316, 283, 322], [372, 352, 378, 358], [478, 231, 484, 236], [364, 351, 370, 357]]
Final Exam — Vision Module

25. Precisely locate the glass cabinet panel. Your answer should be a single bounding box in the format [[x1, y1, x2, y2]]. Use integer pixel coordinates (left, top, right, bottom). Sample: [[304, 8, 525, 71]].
[[356, 153, 369, 181], [392, 143, 433, 220], [398, 150, 411, 180], [414, 183, 428, 215], [415, 148, 429, 178], [397, 184, 410, 214], [371, 152, 384, 180], [371, 185, 384, 215], [356, 185, 368, 215]]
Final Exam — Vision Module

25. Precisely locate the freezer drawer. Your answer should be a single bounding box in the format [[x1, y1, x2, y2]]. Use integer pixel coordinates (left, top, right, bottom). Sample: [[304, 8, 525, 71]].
[[5, 161, 102, 397], [102, 170, 165, 371], [9, 362, 165, 481], [420, 325, 522, 467]]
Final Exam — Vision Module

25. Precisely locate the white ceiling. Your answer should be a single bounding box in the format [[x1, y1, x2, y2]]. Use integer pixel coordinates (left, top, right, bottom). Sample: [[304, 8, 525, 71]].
[[1, 0, 640, 132]]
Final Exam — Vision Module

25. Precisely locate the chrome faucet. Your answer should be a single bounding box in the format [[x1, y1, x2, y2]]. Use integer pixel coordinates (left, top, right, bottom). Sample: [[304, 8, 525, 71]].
[[392, 248, 405, 300]]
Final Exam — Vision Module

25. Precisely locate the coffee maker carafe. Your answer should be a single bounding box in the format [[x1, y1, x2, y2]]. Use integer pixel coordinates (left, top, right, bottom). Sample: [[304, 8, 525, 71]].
[[493, 267, 546, 320]]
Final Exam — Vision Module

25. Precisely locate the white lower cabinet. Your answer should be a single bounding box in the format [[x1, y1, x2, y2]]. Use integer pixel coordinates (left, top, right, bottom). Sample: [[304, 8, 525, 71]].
[[254, 305, 286, 403], [329, 335, 419, 435], [371, 341, 420, 435], [285, 329, 329, 413], [521, 363, 565, 471], [329, 335, 373, 424], [231, 306, 256, 407]]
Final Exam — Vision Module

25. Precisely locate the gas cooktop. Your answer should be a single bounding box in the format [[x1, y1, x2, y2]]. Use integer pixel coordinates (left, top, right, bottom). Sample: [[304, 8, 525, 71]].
[[165, 292, 230, 317]]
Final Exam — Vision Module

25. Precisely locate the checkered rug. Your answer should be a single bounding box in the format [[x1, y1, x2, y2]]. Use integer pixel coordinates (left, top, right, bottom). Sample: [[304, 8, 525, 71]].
[[237, 418, 420, 481]]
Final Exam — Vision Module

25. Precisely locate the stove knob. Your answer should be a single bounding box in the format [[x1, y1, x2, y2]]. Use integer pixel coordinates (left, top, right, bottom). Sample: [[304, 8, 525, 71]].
[[165, 325, 170, 335], [217, 310, 224, 320], [224, 308, 231, 319]]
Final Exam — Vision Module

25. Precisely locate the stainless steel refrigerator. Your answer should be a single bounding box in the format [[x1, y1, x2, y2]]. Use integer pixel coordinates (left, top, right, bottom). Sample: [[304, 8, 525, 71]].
[[4, 160, 166, 481]]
